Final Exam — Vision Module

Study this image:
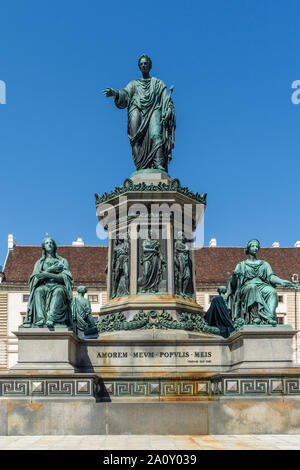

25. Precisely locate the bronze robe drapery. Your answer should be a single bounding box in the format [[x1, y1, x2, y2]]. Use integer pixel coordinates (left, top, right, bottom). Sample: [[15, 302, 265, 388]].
[[111, 240, 130, 298], [24, 256, 73, 327], [174, 239, 194, 297], [227, 260, 278, 324], [114, 77, 176, 170], [71, 297, 95, 334], [138, 239, 165, 293]]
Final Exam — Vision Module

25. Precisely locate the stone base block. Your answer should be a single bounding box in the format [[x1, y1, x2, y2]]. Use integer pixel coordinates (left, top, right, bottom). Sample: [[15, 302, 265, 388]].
[[11, 326, 297, 374], [1, 395, 300, 435], [1, 372, 300, 434], [129, 169, 172, 185], [11, 329, 79, 372], [228, 326, 296, 371]]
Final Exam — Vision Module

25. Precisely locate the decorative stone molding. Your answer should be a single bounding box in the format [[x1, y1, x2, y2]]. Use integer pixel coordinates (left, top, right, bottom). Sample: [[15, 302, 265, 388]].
[[211, 376, 300, 396], [96, 310, 220, 336], [0, 377, 96, 397], [97, 376, 300, 398], [99, 379, 211, 398], [95, 178, 207, 206], [1, 375, 300, 399]]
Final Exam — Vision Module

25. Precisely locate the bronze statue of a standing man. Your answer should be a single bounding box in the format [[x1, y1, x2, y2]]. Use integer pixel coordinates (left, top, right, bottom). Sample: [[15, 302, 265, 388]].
[[103, 54, 176, 173]]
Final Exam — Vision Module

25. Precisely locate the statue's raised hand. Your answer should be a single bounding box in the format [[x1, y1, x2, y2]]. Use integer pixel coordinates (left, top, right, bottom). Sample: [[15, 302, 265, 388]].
[[102, 87, 117, 98]]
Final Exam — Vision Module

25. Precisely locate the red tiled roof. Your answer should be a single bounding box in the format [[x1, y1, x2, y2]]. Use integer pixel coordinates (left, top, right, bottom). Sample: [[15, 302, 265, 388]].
[[194, 247, 300, 286], [2, 245, 300, 287], [3, 246, 108, 286]]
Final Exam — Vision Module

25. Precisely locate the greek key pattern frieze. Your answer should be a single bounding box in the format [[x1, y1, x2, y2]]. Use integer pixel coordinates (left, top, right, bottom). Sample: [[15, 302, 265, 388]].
[[241, 379, 269, 395], [0, 379, 94, 397], [102, 380, 211, 397], [101, 378, 300, 397], [115, 383, 148, 396], [46, 381, 74, 396], [285, 379, 300, 394], [219, 377, 300, 396], [0, 380, 29, 396], [1, 377, 300, 398]]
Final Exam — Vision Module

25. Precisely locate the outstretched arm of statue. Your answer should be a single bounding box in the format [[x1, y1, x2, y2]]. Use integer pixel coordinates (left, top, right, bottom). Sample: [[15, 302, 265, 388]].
[[104, 82, 133, 109], [102, 87, 119, 99], [270, 274, 300, 289]]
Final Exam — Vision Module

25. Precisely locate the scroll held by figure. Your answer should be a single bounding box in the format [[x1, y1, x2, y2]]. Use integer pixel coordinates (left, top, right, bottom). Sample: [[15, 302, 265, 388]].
[[227, 239, 300, 327], [22, 237, 73, 328], [103, 54, 176, 173]]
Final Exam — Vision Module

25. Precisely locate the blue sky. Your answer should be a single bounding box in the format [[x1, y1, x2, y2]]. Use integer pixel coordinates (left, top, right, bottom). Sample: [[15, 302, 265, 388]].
[[1, 0, 300, 265]]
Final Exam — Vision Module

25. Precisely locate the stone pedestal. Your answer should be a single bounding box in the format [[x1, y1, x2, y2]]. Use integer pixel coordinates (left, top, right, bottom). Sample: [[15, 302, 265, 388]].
[[95, 171, 207, 334], [11, 325, 297, 375], [129, 168, 172, 184], [80, 326, 297, 375], [4, 173, 299, 435], [1, 394, 300, 435], [1, 325, 300, 435], [229, 326, 296, 371], [11, 329, 79, 372]]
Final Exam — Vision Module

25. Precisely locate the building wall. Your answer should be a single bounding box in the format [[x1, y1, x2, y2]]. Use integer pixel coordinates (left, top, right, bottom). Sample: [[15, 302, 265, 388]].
[[7, 290, 28, 368], [286, 290, 300, 363], [0, 293, 8, 370]]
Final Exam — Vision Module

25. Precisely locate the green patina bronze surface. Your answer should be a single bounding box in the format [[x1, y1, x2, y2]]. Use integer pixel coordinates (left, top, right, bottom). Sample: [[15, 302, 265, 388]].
[[111, 236, 130, 298], [227, 238, 300, 326], [103, 54, 176, 173], [96, 310, 220, 335], [174, 231, 194, 298], [22, 237, 73, 329], [138, 238, 166, 293], [95, 177, 207, 206], [204, 286, 235, 338], [72, 286, 95, 337]]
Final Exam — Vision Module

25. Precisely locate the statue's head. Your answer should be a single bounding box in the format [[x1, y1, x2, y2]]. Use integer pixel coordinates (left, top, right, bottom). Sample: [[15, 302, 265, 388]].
[[41, 237, 57, 257], [177, 231, 186, 241], [115, 232, 127, 244], [138, 54, 152, 73], [117, 231, 129, 241], [244, 239, 260, 255], [217, 286, 227, 295], [77, 286, 87, 295]]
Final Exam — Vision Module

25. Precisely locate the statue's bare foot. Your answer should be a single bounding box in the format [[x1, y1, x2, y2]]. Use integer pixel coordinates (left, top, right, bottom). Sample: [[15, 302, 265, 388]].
[[46, 320, 54, 328], [22, 323, 31, 328], [36, 320, 44, 327]]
